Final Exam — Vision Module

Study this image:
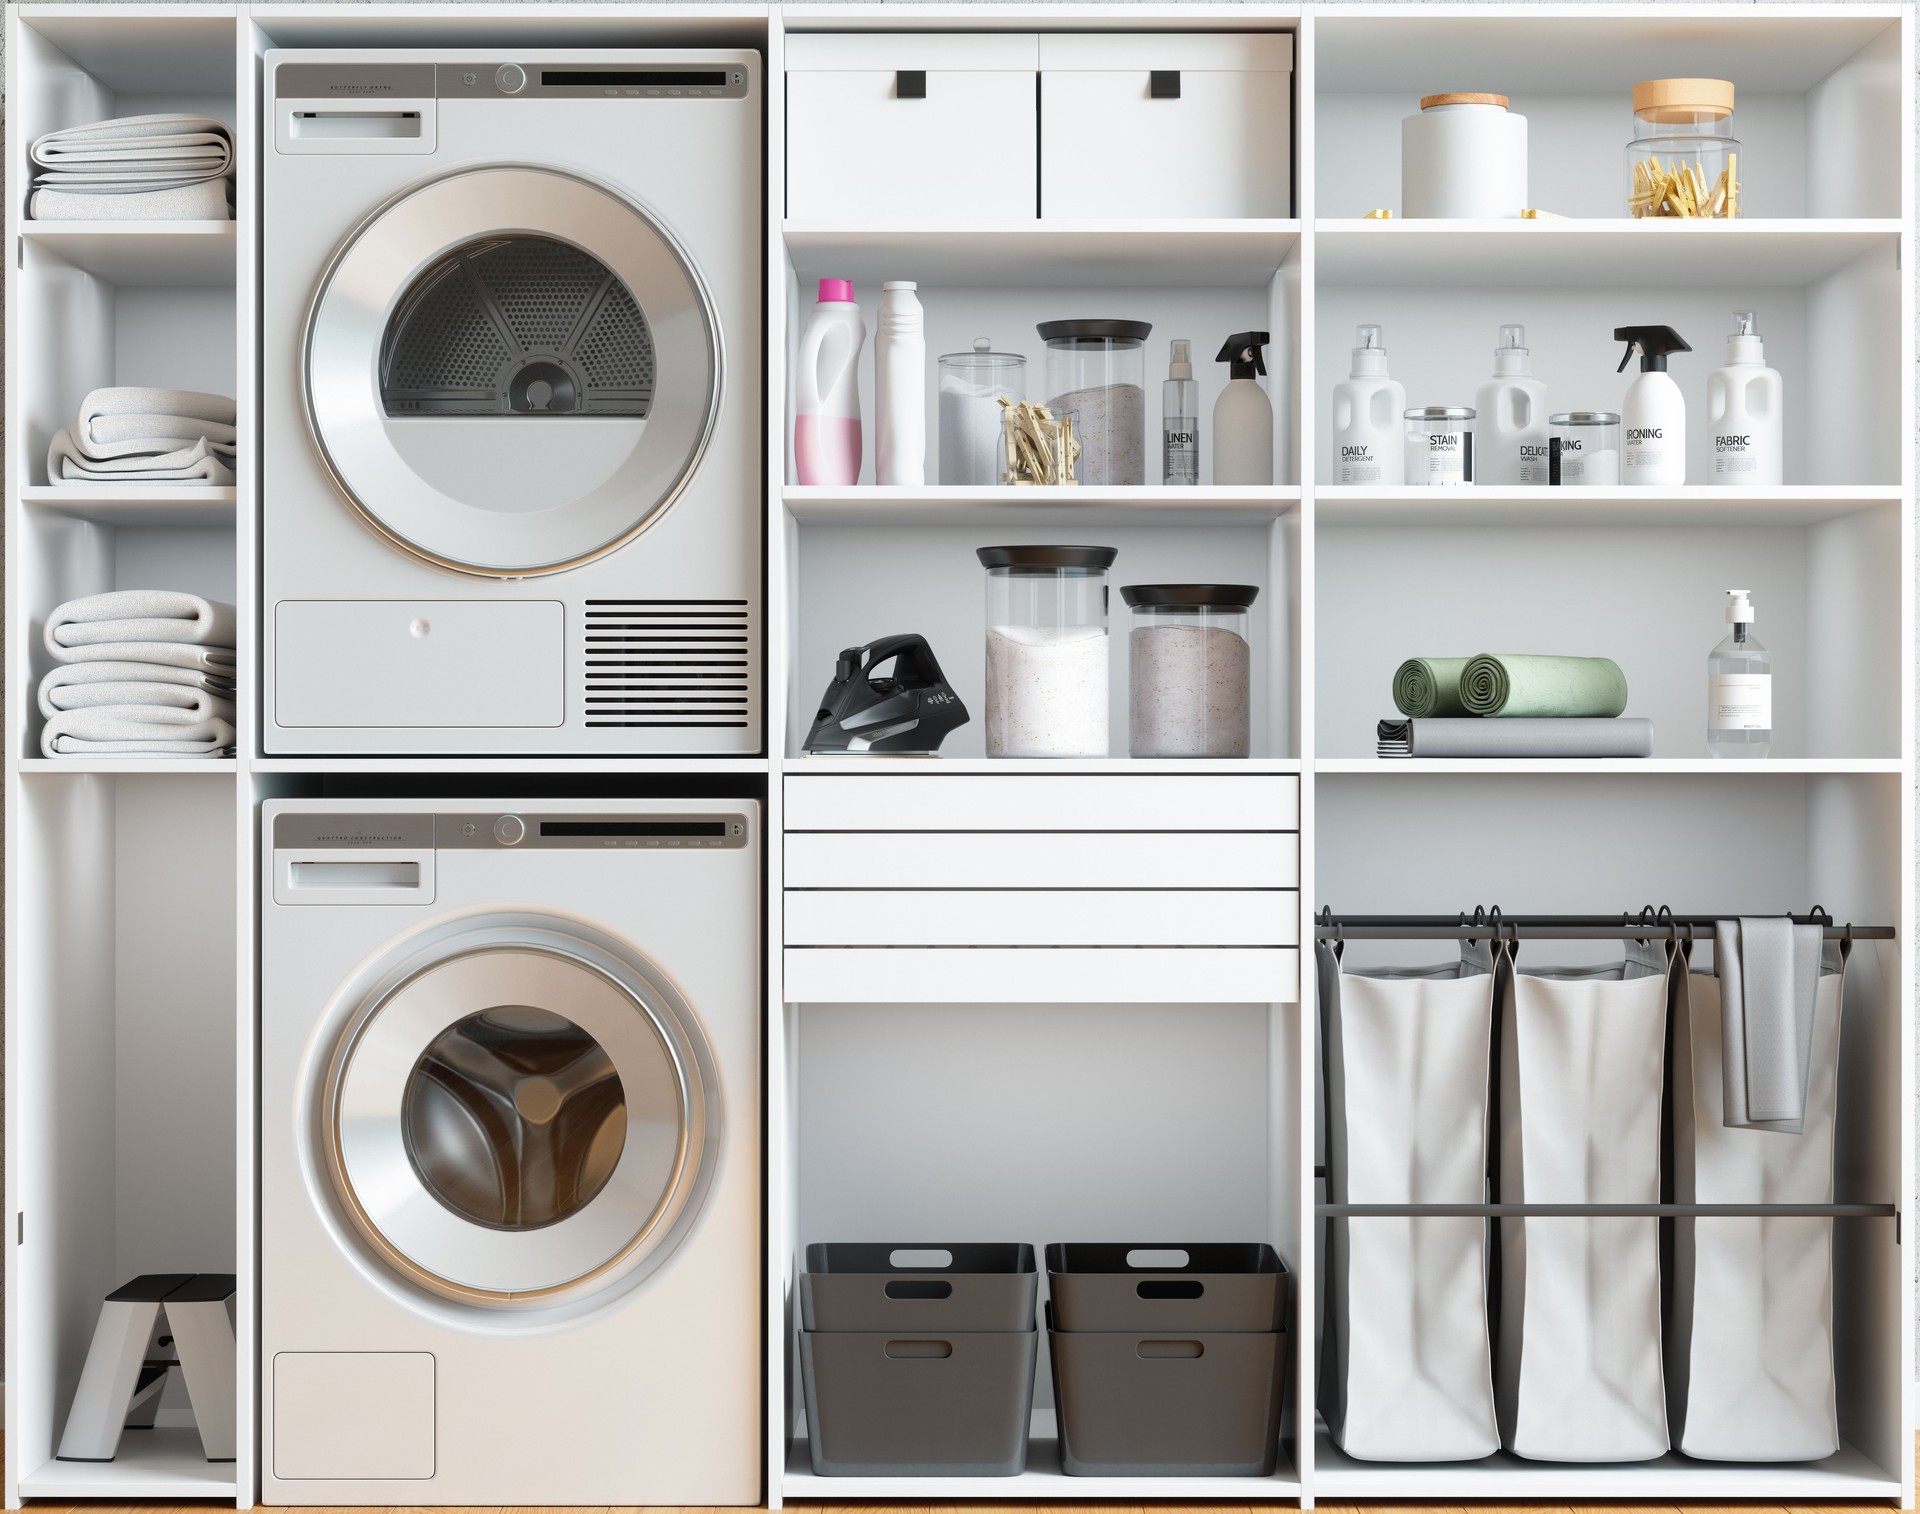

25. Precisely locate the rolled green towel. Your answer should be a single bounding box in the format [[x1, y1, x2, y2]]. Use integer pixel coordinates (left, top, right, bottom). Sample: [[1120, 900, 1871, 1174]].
[[1393, 657, 1474, 718], [1459, 654, 1629, 718]]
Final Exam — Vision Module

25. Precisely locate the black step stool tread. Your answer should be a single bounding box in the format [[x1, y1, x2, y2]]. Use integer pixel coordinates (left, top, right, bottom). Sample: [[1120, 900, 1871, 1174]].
[[168, 1274, 236, 1303], [106, 1274, 195, 1302]]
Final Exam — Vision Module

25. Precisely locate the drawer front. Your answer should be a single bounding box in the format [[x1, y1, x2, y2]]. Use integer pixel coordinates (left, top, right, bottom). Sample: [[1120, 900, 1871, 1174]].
[[786, 889, 1299, 946], [1038, 35, 1292, 219], [785, 774, 1297, 831], [786, 830, 1297, 890], [785, 947, 1299, 1004], [786, 35, 1039, 221]]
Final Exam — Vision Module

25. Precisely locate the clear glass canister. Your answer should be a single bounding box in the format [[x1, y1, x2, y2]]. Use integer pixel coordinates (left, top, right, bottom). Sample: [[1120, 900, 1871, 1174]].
[[1625, 78, 1741, 218], [1123, 584, 1258, 758], [1549, 411, 1622, 486], [938, 338, 1026, 486], [1037, 319, 1151, 486], [1404, 406, 1475, 485], [979, 544, 1116, 758]]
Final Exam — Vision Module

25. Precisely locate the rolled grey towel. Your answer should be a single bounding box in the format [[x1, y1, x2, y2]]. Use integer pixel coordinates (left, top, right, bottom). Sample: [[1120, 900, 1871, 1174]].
[[45, 591, 237, 659], [1714, 917, 1824, 1132]]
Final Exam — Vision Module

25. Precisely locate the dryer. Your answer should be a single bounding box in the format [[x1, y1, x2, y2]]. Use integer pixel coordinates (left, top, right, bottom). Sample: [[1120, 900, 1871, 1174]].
[[262, 52, 762, 754], [260, 799, 760, 1504]]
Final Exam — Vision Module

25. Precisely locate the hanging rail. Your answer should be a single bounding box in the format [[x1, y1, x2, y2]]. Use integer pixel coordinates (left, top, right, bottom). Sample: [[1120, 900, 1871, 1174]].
[[1313, 906, 1893, 941], [1319, 1202, 1896, 1219]]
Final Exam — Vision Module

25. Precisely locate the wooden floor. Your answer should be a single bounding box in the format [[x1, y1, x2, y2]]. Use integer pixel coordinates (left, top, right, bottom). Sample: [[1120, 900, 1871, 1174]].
[[6, 1436, 1914, 1513]]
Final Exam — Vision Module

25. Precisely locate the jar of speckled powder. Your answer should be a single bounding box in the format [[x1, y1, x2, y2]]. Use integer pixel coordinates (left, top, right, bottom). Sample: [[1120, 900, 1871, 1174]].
[[1122, 584, 1258, 757]]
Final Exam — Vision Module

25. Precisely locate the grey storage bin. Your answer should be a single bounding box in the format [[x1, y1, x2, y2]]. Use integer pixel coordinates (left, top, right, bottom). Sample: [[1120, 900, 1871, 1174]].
[[802, 1243, 1037, 1333], [800, 1328, 1038, 1476], [1045, 1242, 1286, 1332], [1047, 1303, 1286, 1477]]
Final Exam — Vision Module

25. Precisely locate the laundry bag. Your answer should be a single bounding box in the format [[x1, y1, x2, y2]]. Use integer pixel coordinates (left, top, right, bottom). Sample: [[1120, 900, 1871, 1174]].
[[1317, 938, 1501, 1461], [1497, 940, 1671, 1462], [1668, 931, 1846, 1461]]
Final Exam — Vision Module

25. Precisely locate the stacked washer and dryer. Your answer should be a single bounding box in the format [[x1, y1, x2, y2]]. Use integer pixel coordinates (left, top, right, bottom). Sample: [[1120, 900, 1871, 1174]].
[[259, 47, 764, 1507]]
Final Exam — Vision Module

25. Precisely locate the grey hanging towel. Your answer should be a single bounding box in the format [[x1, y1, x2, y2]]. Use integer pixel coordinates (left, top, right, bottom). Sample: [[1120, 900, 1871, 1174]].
[[1714, 917, 1823, 1132]]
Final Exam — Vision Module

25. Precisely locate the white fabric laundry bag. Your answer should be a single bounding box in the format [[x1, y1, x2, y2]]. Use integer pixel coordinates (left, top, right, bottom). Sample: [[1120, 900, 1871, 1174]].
[[1318, 938, 1501, 1461], [1667, 938, 1846, 1460], [1497, 940, 1672, 1462]]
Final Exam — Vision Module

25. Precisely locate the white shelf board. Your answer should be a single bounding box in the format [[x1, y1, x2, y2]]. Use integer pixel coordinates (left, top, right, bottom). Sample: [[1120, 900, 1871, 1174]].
[[21, 222, 236, 288], [1312, 1428, 1902, 1500], [789, 755, 1303, 775], [1312, 220, 1902, 288], [247, 756, 771, 774], [15, 757, 238, 776], [1315, 758, 1904, 777], [1314, 485, 1899, 528], [17, 1427, 238, 1500], [785, 485, 1299, 527], [21, 484, 237, 528], [16, 10, 238, 92], [783, 1434, 1302, 1499], [785, 220, 1300, 288]]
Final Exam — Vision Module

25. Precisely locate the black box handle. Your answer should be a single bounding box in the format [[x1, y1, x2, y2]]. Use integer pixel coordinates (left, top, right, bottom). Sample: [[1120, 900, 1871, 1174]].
[[897, 70, 927, 99], [1150, 70, 1181, 99]]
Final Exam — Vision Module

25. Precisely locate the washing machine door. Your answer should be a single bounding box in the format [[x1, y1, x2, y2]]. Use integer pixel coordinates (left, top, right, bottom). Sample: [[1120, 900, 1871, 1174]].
[[303, 164, 720, 578], [324, 924, 719, 1308]]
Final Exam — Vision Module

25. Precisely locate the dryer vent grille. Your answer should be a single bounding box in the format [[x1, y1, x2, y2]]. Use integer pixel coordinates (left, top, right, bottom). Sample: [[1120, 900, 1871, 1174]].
[[583, 600, 752, 729], [381, 235, 656, 418]]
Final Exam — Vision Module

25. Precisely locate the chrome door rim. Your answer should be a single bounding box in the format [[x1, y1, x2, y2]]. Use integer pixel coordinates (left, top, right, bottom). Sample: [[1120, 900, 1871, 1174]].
[[301, 162, 722, 579]]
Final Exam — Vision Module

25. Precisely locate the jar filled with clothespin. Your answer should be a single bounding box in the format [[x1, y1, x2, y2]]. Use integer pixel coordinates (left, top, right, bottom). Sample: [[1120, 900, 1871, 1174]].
[[1625, 78, 1742, 218]]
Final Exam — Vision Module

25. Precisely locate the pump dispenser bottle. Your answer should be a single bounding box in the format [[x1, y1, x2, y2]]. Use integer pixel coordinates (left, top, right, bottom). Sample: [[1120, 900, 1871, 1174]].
[[1214, 330, 1274, 486], [1708, 310, 1783, 485], [1332, 324, 1406, 485], [1475, 323, 1550, 485], [1162, 339, 1199, 485], [1708, 588, 1771, 759], [1615, 324, 1691, 485]]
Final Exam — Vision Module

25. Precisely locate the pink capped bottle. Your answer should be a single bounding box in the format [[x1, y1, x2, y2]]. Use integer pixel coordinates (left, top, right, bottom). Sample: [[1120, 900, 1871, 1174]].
[[794, 277, 866, 485]]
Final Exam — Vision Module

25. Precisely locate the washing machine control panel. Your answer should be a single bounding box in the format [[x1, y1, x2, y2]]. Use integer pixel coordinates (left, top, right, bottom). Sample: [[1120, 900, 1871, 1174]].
[[274, 812, 750, 852], [432, 61, 752, 100]]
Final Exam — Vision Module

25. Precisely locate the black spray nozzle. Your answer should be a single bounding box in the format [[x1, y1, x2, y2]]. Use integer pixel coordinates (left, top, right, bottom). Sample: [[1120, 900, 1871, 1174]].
[[1613, 324, 1692, 373], [1216, 330, 1271, 379]]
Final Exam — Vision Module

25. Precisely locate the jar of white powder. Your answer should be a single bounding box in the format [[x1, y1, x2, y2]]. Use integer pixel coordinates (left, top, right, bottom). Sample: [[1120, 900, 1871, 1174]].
[[1037, 319, 1151, 485], [978, 544, 1117, 757], [1121, 584, 1258, 757]]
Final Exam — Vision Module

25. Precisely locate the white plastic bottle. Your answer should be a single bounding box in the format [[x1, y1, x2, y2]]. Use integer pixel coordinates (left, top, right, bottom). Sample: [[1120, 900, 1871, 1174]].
[[1331, 324, 1406, 486], [1707, 588, 1771, 759], [1474, 323, 1550, 485], [1615, 324, 1691, 486], [1708, 310, 1783, 486], [1213, 330, 1273, 486], [874, 281, 925, 486], [794, 277, 866, 486]]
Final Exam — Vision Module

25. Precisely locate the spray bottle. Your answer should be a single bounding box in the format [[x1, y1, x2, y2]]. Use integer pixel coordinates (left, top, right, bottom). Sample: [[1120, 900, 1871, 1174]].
[[1614, 324, 1691, 486], [1213, 330, 1273, 486], [1162, 339, 1199, 485]]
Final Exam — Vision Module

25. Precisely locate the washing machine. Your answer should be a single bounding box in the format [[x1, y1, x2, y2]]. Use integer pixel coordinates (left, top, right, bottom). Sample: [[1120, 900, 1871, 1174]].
[[262, 51, 763, 755], [260, 799, 761, 1505]]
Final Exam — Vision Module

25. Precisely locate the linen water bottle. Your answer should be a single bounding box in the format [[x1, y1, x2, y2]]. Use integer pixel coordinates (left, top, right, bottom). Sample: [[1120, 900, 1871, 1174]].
[[1708, 310, 1783, 485], [875, 281, 926, 486], [1475, 323, 1549, 485], [1332, 325, 1405, 485], [795, 277, 866, 485]]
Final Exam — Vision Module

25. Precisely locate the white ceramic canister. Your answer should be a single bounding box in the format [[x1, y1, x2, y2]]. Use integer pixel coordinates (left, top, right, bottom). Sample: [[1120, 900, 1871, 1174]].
[[1404, 406, 1475, 485], [1402, 93, 1528, 219]]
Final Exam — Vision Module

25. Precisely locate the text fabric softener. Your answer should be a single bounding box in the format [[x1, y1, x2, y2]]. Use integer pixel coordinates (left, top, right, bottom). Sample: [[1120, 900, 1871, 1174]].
[[1331, 325, 1405, 485], [1708, 310, 1783, 485]]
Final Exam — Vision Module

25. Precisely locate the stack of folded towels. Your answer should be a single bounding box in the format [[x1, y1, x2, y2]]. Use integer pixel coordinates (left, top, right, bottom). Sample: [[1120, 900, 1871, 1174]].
[[29, 113, 234, 221], [1378, 653, 1652, 758], [39, 591, 236, 758], [47, 388, 237, 486]]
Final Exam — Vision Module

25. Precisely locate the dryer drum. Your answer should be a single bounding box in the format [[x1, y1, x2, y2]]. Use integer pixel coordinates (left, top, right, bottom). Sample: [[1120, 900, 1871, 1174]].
[[380, 235, 657, 418]]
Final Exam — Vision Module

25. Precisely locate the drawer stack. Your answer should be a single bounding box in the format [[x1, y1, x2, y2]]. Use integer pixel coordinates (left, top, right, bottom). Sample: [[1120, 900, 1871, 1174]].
[[783, 774, 1300, 1004]]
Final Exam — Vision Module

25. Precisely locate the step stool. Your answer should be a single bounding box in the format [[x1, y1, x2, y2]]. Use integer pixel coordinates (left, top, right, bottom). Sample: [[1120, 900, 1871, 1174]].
[[56, 1272, 237, 1464]]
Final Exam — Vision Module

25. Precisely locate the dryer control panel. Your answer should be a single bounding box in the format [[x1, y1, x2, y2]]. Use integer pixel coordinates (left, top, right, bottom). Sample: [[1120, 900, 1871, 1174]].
[[272, 810, 751, 851]]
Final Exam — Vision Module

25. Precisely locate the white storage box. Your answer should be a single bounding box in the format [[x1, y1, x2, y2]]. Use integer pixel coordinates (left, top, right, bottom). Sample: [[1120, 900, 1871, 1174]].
[[1038, 33, 1293, 219], [785, 33, 1038, 221]]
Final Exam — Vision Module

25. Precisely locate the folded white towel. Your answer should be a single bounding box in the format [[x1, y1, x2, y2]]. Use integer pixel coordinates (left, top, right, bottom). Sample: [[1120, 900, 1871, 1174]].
[[48, 432, 236, 485], [39, 660, 234, 717], [48, 641, 236, 674], [40, 673, 234, 723], [30, 179, 232, 222], [46, 591, 237, 658], [82, 412, 237, 457], [34, 165, 230, 188], [41, 705, 236, 758], [32, 114, 233, 170]]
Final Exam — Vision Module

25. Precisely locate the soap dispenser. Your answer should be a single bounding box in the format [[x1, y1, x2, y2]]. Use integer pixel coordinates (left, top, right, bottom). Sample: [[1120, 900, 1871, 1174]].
[[1213, 330, 1274, 486], [1475, 323, 1550, 485], [1708, 310, 1783, 485], [1614, 324, 1691, 486], [1331, 324, 1406, 485], [1708, 588, 1771, 759]]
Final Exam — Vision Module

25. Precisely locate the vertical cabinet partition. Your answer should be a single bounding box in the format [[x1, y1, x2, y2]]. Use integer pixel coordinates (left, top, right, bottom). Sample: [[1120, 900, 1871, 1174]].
[[2, 3, 1912, 1511]]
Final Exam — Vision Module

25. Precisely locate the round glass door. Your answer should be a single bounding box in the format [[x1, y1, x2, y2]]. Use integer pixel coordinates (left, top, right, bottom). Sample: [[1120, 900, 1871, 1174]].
[[303, 164, 720, 578], [324, 928, 718, 1308]]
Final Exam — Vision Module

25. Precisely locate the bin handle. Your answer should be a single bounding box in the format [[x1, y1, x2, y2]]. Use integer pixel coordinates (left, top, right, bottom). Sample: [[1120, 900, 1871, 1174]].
[[885, 1279, 953, 1301], [1136, 1279, 1204, 1301], [1136, 1340, 1204, 1360], [885, 1340, 953, 1360]]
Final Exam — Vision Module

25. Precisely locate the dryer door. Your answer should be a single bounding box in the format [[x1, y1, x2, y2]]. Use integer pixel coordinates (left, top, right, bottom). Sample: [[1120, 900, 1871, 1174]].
[[324, 925, 718, 1308], [303, 164, 719, 578]]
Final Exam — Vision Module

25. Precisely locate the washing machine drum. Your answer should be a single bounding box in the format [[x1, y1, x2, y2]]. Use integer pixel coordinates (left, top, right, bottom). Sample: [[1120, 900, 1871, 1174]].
[[303, 164, 720, 578], [322, 922, 720, 1309]]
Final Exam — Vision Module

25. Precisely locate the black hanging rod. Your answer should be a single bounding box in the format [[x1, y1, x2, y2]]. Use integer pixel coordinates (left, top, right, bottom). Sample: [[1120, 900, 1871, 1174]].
[[1314, 906, 1892, 942], [1320, 1202, 1896, 1219]]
